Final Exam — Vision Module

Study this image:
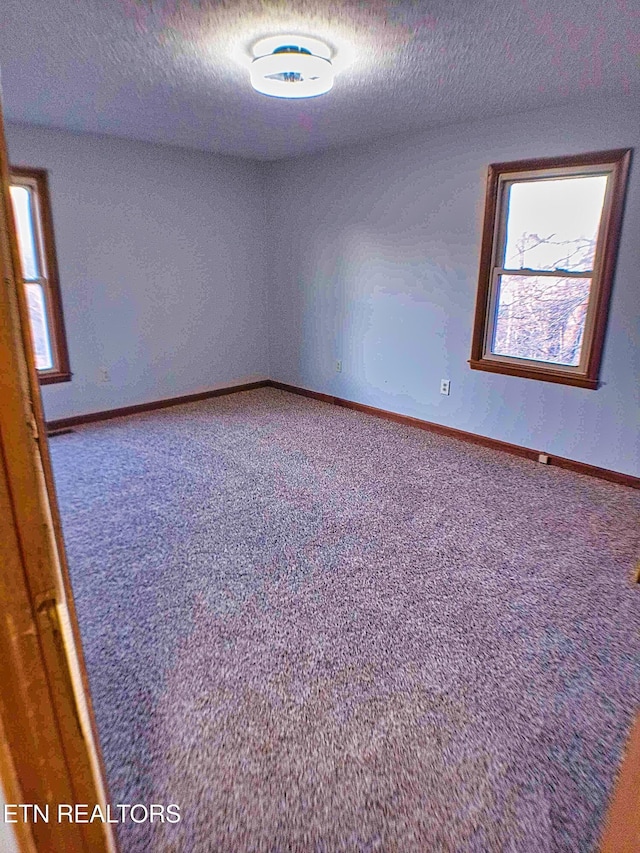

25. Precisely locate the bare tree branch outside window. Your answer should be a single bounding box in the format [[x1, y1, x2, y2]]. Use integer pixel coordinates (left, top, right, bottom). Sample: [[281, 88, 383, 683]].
[[493, 232, 596, 365]]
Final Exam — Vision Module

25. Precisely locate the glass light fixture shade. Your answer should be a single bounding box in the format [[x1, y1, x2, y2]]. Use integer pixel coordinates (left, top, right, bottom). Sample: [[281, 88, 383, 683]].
[[250, 38, 334, 98]]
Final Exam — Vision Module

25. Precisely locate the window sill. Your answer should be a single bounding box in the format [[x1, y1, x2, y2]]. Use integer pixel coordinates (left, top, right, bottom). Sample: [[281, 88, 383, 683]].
[[468, 358, 598, 389], [39, 371, 72, 385]]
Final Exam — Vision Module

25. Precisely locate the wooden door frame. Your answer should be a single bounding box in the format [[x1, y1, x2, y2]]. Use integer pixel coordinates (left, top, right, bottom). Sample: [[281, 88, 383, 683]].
[[0, 97, 116, 851]]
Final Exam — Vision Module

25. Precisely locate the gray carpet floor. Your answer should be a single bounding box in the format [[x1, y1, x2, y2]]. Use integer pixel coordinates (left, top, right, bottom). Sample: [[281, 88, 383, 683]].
[[49, 388, 640, 852]]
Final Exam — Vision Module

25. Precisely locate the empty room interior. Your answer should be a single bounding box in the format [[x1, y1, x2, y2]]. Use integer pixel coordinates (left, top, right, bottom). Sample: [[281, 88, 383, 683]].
[[1, 1, 640, 851]]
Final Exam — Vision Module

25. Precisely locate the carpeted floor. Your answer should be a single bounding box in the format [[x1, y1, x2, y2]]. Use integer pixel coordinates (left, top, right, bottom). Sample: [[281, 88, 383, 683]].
[[49, 388, 640, 852]]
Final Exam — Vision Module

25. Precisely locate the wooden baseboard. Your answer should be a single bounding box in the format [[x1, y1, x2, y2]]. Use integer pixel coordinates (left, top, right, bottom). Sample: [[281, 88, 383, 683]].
[[46, 380, 270, 432], [599, 711, 640, 853], [267, 381, 640, 490], [45, 378, 639, 489]]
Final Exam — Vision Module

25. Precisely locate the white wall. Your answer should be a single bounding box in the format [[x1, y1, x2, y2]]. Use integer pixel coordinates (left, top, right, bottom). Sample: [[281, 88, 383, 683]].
[[265, 97, 639, 478], [6, 124, 269, 421]]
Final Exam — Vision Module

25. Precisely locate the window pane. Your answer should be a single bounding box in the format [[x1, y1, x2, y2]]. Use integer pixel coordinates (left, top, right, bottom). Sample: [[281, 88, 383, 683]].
[[491, 274, 591, 367], [25, 283, 54, 370], [503, 175, 608, 272], [9, 185, 40, 280]]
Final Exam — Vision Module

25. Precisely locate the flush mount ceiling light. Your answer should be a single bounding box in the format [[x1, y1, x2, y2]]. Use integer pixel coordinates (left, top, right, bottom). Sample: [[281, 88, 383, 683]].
[[250, 36, 334, 99]]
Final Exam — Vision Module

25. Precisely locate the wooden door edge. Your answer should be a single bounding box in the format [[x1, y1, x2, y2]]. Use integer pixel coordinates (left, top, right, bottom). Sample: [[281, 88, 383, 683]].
[[0, 94, 116, 853], [599, 710, 640, 853]]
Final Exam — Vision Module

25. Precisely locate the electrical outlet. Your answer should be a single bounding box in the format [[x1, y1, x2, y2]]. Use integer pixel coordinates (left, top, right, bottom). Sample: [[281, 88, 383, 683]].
[[336, 360, 342, 373], [440, 379, 450, 395], [99, 367, 110, 383]]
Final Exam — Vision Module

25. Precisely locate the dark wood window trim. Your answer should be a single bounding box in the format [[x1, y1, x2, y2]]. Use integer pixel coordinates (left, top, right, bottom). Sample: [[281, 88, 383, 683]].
[[9, 165, 71, 384], [469, 149, 632, 389]]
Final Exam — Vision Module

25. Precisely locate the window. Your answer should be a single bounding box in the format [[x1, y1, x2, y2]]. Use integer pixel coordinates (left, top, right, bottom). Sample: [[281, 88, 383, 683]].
[[469, 149, 631, 389], [9, 167, 70, 383]]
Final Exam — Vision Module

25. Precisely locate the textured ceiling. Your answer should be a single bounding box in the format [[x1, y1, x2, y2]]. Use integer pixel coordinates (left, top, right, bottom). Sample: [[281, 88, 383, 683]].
[[1, 0, 639, 160]]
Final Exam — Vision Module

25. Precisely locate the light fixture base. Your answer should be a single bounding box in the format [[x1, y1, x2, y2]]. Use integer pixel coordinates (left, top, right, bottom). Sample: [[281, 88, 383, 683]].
[[250, 36, 334, 99]]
